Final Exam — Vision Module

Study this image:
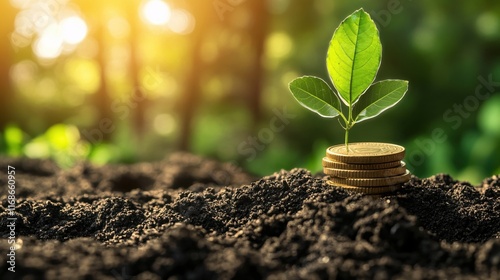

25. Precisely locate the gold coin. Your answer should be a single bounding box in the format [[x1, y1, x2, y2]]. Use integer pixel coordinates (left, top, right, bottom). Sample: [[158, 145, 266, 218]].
[[326, 180, 402, 194], [323, 162, 406, 178], [326, 142, 405, 164], [328, 170, 411, 187], [322, 157, 403, 170]]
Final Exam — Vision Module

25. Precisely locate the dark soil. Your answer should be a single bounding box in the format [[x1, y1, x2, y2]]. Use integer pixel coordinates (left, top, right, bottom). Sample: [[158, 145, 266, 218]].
[[1, 153, 499, 279]]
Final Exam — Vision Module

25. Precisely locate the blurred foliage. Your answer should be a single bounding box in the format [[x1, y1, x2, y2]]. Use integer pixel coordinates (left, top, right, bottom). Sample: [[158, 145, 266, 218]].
[[1, 0, 499, 185]]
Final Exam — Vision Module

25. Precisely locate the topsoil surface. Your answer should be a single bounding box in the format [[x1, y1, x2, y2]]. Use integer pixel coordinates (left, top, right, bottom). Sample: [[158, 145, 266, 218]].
[[0, 153, 499, 279]]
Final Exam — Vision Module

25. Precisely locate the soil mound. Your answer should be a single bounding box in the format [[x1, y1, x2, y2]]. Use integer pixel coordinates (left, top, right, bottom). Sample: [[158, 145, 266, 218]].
[[1, 154, 499, 279]]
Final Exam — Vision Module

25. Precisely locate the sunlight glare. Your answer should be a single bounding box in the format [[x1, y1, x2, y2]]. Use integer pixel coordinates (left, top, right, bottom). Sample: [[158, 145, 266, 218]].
[[141, 0, 171, 26], [33, 23, 63, 59], [60, 16, 88, 44]]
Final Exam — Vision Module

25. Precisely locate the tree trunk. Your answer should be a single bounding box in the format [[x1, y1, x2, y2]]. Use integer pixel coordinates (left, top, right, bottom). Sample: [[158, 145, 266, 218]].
[[178, 3, 213, 151], [94, 19, 113, 140], [0, 4, 16, 130], [128, 8, 146, 137], [246, 0, 268, 126]]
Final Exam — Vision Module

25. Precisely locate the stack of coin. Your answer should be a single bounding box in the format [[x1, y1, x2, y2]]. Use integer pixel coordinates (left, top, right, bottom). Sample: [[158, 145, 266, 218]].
[[323, 142, 411, 195]]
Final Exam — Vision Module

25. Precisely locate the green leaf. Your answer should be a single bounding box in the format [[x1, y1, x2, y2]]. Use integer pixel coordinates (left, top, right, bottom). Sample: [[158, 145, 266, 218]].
[[353, 79, 409, 122], [4, 124, 24, 157], [327, 8, 382, 106], [289, 76, 343, 118]]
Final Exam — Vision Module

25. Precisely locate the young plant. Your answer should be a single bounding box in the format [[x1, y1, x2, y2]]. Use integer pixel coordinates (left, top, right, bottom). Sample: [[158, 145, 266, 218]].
[[289, 8, 409, 150]]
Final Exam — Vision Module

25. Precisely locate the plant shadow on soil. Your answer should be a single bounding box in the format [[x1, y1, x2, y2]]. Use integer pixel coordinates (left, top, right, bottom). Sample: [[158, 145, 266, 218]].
[[0, 153, 499, 279]]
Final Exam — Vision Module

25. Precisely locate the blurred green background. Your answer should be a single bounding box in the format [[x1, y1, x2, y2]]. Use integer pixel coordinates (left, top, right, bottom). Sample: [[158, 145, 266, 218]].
[[1, 0, 499, 184]]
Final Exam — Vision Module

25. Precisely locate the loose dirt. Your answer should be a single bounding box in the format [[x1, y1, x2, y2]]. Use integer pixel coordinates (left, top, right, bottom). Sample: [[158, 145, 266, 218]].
[[1, 154, 499, 279]]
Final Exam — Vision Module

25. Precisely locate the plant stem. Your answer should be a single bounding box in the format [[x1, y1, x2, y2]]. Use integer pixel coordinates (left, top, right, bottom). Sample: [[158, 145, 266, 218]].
[[345, 127, 349, 151], [345, 104, 354, 152]]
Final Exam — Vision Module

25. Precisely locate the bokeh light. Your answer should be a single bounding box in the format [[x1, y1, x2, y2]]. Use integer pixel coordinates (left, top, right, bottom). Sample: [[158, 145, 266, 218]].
[[33, 23, 64, 59], [12, 0, 88, 60], [154, 114, 176, 135], [63, 59, 100, 94], [14, 10, 36, 38], [168, 9, 194, 34], [9, 0, 34, 9], [10, 60, 38, 85], [140, 0, 171, 26], [107, 16, 130, 39], [476, 12, 500, 38], [478, 95, 500, 136], [265, 32, 293, 59], [60, 16, 88, 44]]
